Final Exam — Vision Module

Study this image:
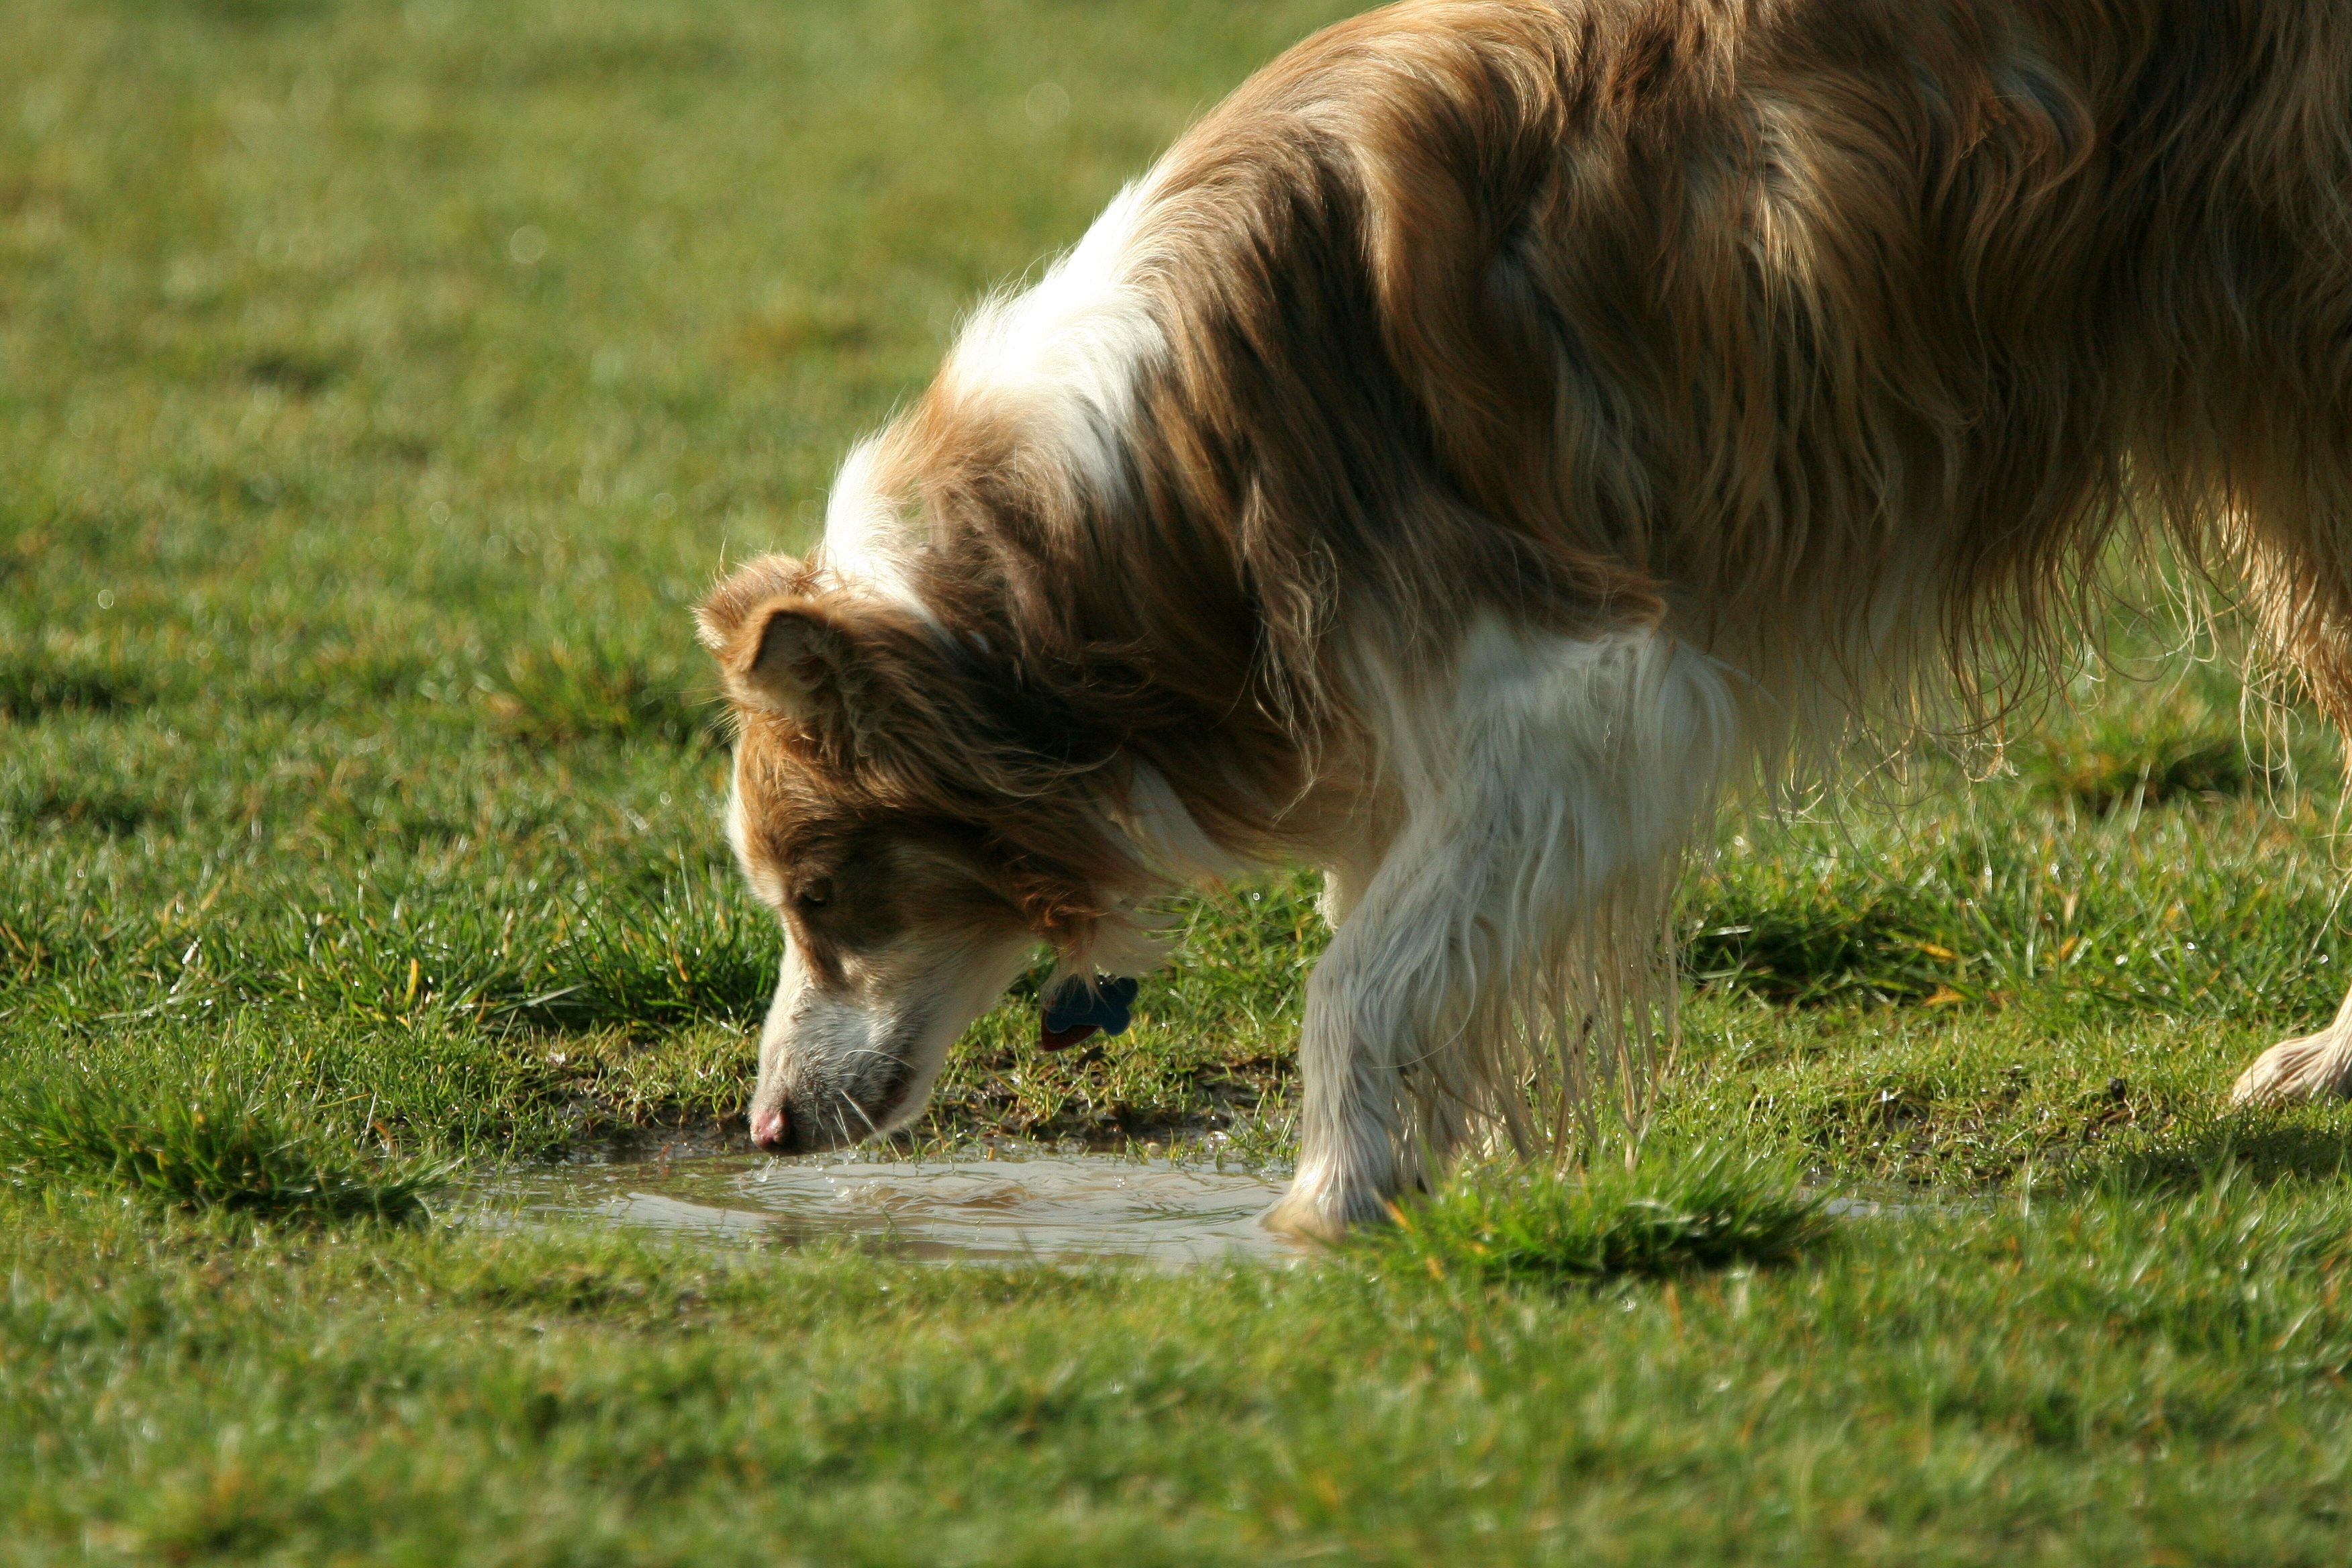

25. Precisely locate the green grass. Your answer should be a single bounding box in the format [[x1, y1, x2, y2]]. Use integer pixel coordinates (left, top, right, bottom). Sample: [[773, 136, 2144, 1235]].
[[5, 0, 2352, 1560], [1364, 1142, 1834, 1287], [5, 1172, 2351, 1565], [0, 1044, 447, 1222]]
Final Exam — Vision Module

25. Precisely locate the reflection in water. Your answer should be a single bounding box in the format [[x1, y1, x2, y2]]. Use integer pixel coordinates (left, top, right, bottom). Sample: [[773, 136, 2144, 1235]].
[[469, 1151, 1304, 1268]]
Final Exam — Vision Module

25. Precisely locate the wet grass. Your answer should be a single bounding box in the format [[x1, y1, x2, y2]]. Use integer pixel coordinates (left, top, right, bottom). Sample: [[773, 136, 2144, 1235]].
[[7, 0, 2352, 1560]]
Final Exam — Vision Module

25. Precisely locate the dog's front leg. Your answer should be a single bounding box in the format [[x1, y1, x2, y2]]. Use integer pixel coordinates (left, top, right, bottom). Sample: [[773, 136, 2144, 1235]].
[[1265, 825, 1476, 1239], [1263, 622, 1737, 1240]]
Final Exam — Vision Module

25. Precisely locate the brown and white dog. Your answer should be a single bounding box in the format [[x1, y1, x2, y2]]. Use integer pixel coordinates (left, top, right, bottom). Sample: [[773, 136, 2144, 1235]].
[[699, 0, 2352, 1236]]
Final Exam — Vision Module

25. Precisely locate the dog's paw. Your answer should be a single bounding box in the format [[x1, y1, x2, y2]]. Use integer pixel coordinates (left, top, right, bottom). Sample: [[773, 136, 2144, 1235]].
[[1262, 1165, 1393, 1242], [2231, 1027, 2352, 1104], [1261, 1187, 1346, 1243]]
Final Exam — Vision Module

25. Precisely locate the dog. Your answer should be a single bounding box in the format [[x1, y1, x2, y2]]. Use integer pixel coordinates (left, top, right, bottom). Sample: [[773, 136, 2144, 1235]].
[[697, 0, 2352, 1237]]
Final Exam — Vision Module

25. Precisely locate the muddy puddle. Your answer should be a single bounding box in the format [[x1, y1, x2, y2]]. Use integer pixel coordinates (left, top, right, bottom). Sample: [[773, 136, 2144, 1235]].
[[469, 1150, 1304, 1268]]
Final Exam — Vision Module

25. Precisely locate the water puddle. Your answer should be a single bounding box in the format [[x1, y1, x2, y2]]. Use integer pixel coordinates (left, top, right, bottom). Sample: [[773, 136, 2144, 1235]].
[[471, 1150, 1304, 1268], [465, 1153, 1950, 1269], [1818, 1191, 1971, 1222]]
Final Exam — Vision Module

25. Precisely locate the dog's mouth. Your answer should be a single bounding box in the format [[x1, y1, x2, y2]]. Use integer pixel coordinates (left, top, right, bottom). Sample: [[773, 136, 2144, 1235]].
[[745, 932, 1040, 1158], [805, 1059, 918, 1152], [758, 1034, 925, 1156]]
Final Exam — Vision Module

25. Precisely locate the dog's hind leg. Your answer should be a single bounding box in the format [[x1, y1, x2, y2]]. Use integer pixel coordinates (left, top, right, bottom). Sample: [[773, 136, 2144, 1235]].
[[2222, 499, 2352, 1096], [2222, 513, 2352, 1106], [2233, 989, 2352, 1104], [1265, 618, 1737, 1239]]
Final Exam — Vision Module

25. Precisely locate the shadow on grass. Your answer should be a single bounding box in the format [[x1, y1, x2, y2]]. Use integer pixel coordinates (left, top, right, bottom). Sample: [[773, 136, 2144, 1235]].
[[1362, 1144, 1833, 1289], [2024, 712, 2261, 814], [1685, 889, 1951, 1006], [0, 1059, 448, 1223], [0, 781, 164, 836], [0, 643, 155, 720], [2076, 1108, 2352, 1195]]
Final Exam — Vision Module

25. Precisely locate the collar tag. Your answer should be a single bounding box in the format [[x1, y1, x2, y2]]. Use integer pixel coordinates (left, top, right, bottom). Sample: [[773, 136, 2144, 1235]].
[[1038, 975, 1139, 1051]]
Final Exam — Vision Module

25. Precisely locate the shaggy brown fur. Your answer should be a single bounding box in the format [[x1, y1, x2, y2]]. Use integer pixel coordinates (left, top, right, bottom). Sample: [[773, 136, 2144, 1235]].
[[701, 0, 2352, 1218]]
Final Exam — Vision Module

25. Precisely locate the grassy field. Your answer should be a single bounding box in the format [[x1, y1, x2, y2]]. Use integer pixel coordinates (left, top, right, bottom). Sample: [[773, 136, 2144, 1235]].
[[5, 1, 2352, 1561]]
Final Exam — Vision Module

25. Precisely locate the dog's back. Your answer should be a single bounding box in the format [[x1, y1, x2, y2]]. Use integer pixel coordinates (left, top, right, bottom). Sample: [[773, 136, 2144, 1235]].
[[1116, 0, 2352, 726]]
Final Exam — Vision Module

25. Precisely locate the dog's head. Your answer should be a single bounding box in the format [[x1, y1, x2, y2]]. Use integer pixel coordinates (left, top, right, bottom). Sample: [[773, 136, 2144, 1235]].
[[696, 554, 1138, 1155]]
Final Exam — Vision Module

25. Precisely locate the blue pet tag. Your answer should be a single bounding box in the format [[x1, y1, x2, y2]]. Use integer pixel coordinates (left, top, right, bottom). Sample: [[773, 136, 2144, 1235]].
[[1039, 975, 1139, 1051]]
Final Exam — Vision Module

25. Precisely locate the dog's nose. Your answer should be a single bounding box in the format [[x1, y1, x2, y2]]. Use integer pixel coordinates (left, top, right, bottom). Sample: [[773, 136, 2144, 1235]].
[[749, 1105, 789, 1150]]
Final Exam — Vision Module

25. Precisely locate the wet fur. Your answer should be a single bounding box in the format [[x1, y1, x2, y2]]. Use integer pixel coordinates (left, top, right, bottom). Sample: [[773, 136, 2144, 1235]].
[[701, 0, 2352, 1234]]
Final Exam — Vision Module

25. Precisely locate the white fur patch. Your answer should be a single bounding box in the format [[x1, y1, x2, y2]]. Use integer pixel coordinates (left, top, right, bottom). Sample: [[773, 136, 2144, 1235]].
[[1275, 618, 1743, 1233], [723, 773, 749, 865], [814, 181, 1165, 620], [1108, 763, 1248, 886], [817, 436, 933, 622], [723, 771, 785, 909], [1046, 763, 1253, 987], [941, 179, 1167, 498]]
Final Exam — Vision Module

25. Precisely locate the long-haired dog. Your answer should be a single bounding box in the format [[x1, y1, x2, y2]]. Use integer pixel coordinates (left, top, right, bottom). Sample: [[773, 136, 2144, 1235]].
[[698, 0, 2352, 1236]]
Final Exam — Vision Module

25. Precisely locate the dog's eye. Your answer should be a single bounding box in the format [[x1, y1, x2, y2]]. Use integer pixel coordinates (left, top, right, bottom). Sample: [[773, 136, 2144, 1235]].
[[794, 881, 833, 913]]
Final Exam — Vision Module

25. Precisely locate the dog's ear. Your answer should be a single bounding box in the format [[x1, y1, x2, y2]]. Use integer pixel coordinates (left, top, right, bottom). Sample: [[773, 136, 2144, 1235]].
[[722, 597, 871, 731], [695, 552, 808, 657], [698, 556, 912, 752]]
